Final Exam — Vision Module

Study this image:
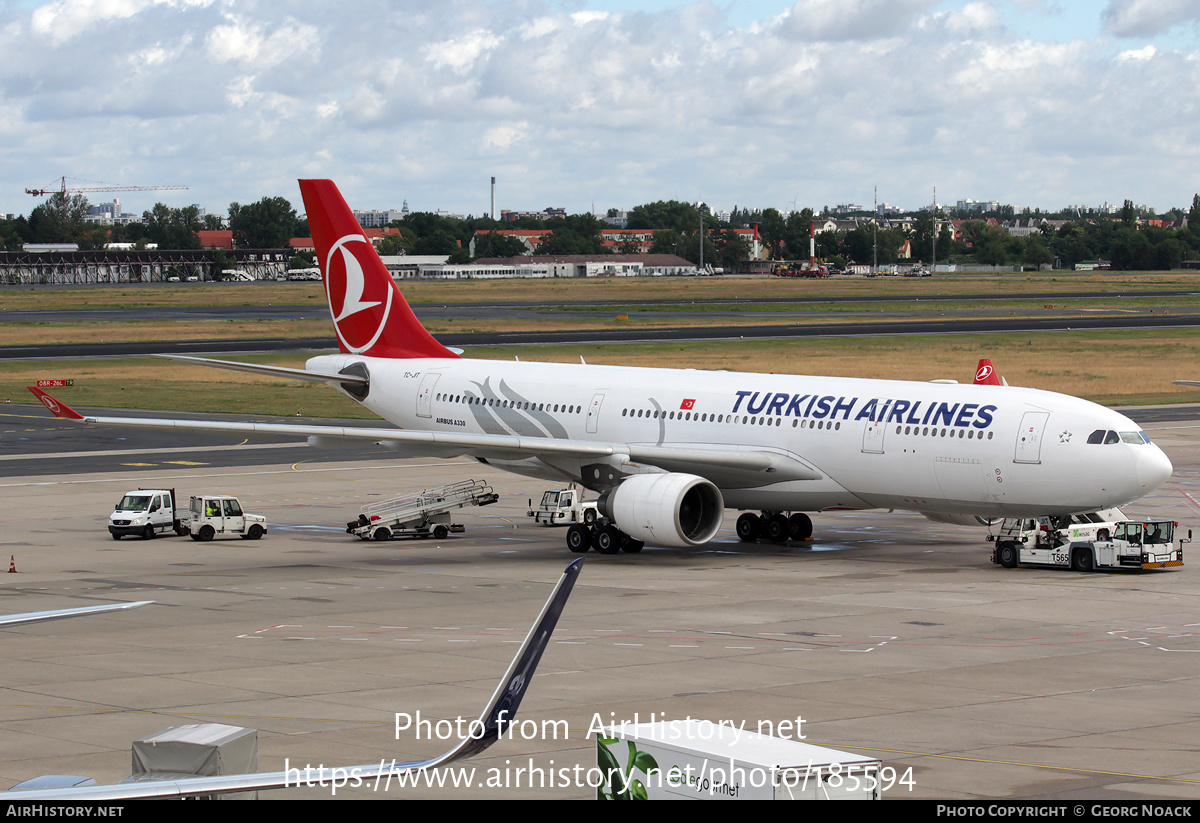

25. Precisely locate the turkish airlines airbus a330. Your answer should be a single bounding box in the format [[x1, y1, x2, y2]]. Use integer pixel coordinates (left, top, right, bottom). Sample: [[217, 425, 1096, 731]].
[[30, 179, 1173, 553]]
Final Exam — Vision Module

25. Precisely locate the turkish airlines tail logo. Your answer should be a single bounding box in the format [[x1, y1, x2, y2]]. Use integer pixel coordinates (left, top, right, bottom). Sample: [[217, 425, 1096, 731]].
[[974, 358, 1002, 386], [299, 179, 458, 360]]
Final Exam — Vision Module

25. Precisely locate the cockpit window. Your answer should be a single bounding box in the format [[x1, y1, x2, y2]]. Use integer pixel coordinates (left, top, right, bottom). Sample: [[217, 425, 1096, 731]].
[[1104, 431, 1121, 445], [1088, 430, 1106, 444], [1119, 431, 1146, 445]]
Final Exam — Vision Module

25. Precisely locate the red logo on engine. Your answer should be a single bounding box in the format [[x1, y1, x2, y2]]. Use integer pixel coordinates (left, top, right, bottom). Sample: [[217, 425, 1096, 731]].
[[324, 235, 394, 354]]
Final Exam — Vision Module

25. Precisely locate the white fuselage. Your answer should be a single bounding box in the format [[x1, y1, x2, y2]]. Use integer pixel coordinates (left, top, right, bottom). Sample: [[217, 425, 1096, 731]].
[[307, 353, 1172, 518]]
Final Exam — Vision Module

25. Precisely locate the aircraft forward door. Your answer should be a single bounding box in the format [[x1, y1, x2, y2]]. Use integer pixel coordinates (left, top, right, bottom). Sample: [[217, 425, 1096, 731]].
[[1014, 411, 1050, 464], [416, 372, 441, 419], [586, 393, 604, 434], [861, 400, 890, 453]]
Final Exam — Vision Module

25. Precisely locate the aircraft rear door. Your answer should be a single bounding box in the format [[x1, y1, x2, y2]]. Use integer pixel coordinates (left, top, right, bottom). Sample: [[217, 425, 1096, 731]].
[[416, 372, 441, 419], [1014, 411, 1050, 464]]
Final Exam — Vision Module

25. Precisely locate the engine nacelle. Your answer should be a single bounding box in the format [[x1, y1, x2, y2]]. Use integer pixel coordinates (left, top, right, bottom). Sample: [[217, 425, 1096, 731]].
[[599, 473, 724, 547], [920, 512, 997, 527]]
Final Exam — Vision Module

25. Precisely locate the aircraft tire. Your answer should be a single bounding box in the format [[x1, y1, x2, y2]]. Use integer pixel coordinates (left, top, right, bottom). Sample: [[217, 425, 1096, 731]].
[[566, 525, 591, 553], [583, 508, 597, 526], [595, 526, 621, 554], [766, 514, 790, 543], [736, 513, 760, 543], [997, 541, 1019, 568], [622, 539, 644, 554], [789, 513, 813, 541]]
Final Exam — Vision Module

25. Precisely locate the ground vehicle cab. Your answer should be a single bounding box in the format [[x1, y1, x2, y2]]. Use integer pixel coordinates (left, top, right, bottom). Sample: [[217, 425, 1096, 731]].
[[187, 495, 267, 541]]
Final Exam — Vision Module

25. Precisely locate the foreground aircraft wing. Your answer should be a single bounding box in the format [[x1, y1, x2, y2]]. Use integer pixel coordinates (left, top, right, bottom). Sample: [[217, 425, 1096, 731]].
[[28, 388, 823, 482], [9, 559, 583, 800], [0, 601, 152, 628], [1173, 380, 1200, 387]]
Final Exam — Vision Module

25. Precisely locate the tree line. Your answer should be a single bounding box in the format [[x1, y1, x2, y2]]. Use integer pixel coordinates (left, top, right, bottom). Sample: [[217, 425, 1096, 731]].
[[4, 192, 1200, 271]]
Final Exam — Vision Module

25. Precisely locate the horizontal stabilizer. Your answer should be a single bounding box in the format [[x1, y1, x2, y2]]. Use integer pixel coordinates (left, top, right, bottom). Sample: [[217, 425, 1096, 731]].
[[158, 355, 368, 387]]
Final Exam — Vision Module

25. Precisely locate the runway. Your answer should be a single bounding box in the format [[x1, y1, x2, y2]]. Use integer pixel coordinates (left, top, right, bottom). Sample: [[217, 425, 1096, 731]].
[[1, 407, 1199, 799]]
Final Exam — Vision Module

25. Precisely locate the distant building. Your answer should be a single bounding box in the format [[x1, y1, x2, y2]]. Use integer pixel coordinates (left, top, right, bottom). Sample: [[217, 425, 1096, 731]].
[[1003, 218, 1047, 237], [353, 208, 408, 228], [198, 230, 234, 250], [500, 207, 567, 222], [470, 254, 700, 278], [956, 199, 1001, 212], [84, 199, 139, 226]]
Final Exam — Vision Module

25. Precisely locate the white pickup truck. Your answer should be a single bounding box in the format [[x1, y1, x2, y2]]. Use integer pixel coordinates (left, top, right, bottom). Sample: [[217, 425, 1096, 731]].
[[109, 489, 187, 540], [187, 495, 268, 542]]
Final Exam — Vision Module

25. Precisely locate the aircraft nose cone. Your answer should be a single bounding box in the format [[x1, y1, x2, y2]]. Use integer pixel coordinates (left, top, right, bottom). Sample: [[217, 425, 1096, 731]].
[[1137, 446, 1173, 491]]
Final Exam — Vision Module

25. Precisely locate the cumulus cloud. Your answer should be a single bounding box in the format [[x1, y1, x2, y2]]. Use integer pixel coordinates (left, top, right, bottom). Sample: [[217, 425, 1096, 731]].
[[30, 0, 214, 44], [1, 1, 1198, 217], [1103, 0, 1200, 37], [779, 0, 939, 41]]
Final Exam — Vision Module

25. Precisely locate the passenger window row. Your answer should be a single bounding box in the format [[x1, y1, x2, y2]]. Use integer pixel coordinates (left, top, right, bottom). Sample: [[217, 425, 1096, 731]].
[[436, 392, 580, 414], [895, 425, 994, 440]]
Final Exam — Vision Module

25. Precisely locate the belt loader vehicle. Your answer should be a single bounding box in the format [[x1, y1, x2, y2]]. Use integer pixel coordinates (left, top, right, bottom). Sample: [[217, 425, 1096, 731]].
[[348, 479, 498, 541]]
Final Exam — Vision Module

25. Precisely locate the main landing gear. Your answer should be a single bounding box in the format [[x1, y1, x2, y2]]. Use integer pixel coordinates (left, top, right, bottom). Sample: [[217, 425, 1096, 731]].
[[565, 522, 645, 555], [736, 511, 813, 544]]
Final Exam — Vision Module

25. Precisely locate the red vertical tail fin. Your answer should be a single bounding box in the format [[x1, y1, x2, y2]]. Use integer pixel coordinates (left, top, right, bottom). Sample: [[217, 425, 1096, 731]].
[[974, 358, 1002, 386], [299, 179, 458, 360]]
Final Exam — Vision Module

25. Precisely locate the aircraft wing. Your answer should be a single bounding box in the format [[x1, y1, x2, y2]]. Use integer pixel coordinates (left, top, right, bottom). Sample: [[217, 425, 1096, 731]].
[[8, 559, 583, 800], [1172, 380, 1200, 387], [0, 601, 152, 628], [28, 388, 823, 482]]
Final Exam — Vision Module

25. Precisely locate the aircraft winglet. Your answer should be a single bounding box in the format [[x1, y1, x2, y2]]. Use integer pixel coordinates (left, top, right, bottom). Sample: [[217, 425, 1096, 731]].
[[448, 556, 584, 761], [27, 387, 85, 420]]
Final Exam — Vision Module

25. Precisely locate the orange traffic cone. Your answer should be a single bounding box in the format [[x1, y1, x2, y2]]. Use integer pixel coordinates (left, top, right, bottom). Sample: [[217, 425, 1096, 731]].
[[8, 555, 15, 573]]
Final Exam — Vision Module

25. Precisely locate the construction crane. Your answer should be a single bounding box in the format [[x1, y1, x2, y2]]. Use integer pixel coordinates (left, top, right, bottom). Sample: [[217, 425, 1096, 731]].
[[25, 177, 187, 197]]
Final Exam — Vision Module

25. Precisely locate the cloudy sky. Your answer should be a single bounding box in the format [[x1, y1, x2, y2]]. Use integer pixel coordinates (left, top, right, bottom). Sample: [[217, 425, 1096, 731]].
[[0, 0, 1197, 220]]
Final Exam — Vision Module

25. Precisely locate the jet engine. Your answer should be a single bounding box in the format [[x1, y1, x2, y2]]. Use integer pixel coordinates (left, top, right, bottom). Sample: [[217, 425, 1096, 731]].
[[920, 512, 998, 527], [599, 473, 724, 547]]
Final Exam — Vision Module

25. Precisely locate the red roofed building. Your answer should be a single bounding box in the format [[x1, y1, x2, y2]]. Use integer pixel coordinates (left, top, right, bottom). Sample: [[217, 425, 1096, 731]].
[[197, 230, 233, 250]]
